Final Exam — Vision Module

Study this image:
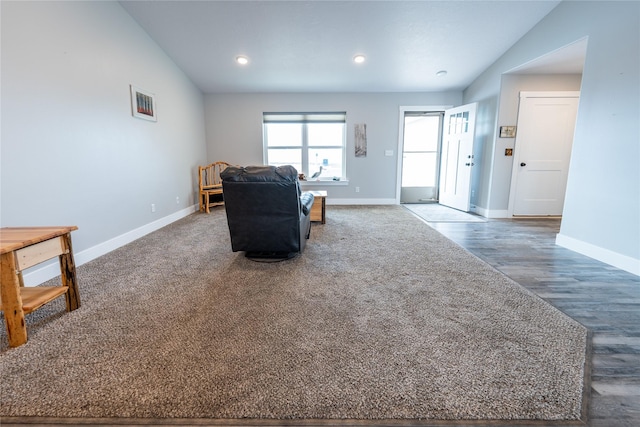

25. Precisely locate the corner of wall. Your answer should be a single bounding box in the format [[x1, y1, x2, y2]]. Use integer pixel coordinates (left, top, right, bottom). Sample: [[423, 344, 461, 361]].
[[556, 233, 640, 276]]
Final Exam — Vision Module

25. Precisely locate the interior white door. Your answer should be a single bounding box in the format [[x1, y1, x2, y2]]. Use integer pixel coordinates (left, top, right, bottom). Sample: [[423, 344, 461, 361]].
[[438, 103, 477, 212], [510, 92, 579, 216]]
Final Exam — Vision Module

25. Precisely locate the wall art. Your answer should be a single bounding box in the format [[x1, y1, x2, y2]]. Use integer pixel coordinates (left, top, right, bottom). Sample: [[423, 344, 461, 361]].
[[355, 123, 367, 157], [499, 125, 516, 138], [130, 85, 157, 122]]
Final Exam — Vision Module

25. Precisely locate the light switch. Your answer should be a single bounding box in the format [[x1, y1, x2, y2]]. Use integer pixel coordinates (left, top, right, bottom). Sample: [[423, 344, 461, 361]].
[[385, 150, 393, 156]]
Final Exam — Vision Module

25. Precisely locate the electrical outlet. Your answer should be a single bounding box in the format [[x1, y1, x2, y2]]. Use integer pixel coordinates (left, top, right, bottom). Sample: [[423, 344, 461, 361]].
[[176, 196, 180, 204], [151, 204, 156, 213], [355, 187, 360, 193]]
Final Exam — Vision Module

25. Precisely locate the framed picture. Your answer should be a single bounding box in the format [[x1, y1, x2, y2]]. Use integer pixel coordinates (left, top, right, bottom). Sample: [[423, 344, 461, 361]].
[[499, 125, 516, 138], [130, 85, 157, 121]]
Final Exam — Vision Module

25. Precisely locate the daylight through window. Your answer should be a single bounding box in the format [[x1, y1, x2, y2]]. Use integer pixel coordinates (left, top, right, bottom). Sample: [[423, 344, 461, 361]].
[[263, 112, 346, 181]]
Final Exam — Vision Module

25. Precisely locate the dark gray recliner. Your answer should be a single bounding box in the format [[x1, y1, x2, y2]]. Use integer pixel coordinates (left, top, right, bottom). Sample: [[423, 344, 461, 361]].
[[220, 165, 314, 260]]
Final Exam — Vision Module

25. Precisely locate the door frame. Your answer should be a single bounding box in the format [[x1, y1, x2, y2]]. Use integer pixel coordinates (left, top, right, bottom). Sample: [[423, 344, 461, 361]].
[[507, 91, 580, 217], [396, 105, 453, 204]]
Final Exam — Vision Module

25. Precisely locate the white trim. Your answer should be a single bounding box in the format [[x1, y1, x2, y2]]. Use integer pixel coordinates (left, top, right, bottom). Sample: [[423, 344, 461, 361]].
[[487, 209, 509, 218], [327, 198, 396, 205], [473, 206, 489, 217], [474, 206, 508, 218], [22, 205, 198, 287], [556, 233, 640, 276]]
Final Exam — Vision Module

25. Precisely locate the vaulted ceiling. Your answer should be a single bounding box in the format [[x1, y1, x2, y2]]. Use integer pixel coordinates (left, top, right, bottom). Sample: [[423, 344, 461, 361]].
[[120, 1, 579, 94]]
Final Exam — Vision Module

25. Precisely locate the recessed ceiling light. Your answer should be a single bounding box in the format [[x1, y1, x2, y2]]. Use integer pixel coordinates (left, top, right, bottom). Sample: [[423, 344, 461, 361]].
[[236, 56, 249, 65], [436, 70, 447, 77], [353, 55, 366, 64]]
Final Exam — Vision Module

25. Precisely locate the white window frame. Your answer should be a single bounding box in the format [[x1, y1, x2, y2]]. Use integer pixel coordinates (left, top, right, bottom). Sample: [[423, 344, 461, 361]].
[[263, 112, 347, 182]]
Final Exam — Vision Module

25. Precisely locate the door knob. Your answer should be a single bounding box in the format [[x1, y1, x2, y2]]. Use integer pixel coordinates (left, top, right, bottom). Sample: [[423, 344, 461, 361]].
[[520, 162, 526, 167]]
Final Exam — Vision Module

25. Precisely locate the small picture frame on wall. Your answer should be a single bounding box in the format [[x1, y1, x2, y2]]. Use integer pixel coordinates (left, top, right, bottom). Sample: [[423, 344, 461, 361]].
[[130, 85, 157, 121], [499, 125, 516, 138]]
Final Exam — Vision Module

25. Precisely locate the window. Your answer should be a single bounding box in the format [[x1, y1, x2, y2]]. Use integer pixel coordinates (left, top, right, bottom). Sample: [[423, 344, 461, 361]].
[[263, 112, 346, 181]]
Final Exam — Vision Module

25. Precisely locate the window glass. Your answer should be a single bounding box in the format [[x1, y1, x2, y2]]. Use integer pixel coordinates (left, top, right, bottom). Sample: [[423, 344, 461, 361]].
[[264, 113, 346, 180], [402, 153, 438, 187], [403, 116, 440, 152], [267, 148, 302, 172], [308, 148, 343, 180], [308, 123, 344, 147], [265, 123, 302, 147]]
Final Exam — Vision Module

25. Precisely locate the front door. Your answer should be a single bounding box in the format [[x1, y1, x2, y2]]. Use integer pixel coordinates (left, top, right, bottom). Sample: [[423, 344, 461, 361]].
[[438, 103, 477, 212], [400, 112, 443, 203], [509, 92, 579, 216]]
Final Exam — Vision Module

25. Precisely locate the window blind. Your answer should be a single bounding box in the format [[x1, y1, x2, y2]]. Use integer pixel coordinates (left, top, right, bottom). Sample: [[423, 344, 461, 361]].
[[263, 112, 346, 124]]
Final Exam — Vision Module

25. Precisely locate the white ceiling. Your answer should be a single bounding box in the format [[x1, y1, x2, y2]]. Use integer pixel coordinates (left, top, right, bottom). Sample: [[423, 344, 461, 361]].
[[120, 0, 579, 94], [507, 37, 588, 75]]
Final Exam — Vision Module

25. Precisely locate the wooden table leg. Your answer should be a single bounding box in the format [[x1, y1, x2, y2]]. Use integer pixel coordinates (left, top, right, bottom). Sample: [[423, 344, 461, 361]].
[[1, 252, 28, 347], [59, 232, 80, 311]]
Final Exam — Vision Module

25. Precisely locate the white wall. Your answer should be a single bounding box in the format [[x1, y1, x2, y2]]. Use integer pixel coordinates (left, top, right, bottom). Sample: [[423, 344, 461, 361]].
[[464, 1, 639, 274], [204, 92, 462, 202], [1, 1, 207, 283]]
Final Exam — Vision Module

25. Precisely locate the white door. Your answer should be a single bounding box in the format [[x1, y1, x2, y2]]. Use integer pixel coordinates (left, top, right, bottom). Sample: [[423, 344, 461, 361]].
[[510, 92, 579, 216], [438, 103, 477, 212]]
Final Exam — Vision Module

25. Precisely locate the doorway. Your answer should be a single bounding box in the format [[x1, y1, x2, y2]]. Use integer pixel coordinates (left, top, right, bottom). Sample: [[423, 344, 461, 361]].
[[508, 91, 580, 216], [400, 112, 444, 203]]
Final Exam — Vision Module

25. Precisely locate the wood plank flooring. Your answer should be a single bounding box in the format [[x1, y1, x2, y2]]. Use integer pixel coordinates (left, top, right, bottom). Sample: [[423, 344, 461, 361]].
[[427, 217, 640, 427]]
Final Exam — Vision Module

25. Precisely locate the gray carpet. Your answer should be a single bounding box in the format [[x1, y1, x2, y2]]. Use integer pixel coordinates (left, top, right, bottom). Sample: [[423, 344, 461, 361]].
[[0, 206, 587, 422], [404, 203, 486, 223]]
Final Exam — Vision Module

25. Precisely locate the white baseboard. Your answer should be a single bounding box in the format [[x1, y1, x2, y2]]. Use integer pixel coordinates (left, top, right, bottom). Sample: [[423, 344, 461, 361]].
[[327, 198, 397, 205], [22, 205, 198, 287], [556, 233, 640, 276], [474, 206, 507, 218]]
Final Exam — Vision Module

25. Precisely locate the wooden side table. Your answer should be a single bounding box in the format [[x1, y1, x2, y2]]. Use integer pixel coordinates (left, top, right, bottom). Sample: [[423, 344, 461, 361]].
[[307, 191, 327, 224], [0, 226, 80, 348]]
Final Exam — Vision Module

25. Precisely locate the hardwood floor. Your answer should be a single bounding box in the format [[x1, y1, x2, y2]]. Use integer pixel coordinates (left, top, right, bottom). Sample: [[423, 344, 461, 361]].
[[427, 217, 640, 427]]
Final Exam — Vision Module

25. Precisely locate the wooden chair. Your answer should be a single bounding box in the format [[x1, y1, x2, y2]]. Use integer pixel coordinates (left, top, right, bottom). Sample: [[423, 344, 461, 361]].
[[199, 161, 230, 213]]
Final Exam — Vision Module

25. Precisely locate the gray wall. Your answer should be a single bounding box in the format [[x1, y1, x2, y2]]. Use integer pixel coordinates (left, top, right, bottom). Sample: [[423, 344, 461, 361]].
[[464, 1, 639, 273], [204, 92, 462, 202], [480, 73, 583, 216], [3, 1, 636, 278], [1, 1, 207, 282]]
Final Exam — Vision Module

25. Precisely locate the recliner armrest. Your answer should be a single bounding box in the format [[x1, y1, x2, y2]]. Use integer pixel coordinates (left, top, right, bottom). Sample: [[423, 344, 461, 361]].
[[300, 192, 314, 216]]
